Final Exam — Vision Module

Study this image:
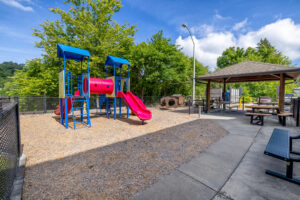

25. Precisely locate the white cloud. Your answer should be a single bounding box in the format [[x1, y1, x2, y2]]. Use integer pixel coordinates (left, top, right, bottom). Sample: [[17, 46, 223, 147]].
[[213, 11, 231, 21], [233, 18, 248, 31], [0, 0, 34, 11], [237, 18, 300, 60], [176, 18, 300, 71], [190, 24, 214, 37], [19, 0, 34, 3], [215, 14, 224, 20], [176, 32, 235, 71]]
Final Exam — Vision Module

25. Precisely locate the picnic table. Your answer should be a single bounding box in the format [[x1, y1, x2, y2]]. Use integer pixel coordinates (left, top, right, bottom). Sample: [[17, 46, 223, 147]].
[[218, 101, 239, 111], [245, 105, 278, 126], [278, 112, 293, 126], [245, 112, 272, 126], [245, 105, 293, 126], [245, 104, 279, 114]]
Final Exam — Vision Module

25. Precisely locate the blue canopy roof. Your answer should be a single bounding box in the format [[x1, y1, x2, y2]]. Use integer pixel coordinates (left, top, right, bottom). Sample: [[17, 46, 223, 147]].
[[105, 55, 131, 68], [57, 43, 91, 61]]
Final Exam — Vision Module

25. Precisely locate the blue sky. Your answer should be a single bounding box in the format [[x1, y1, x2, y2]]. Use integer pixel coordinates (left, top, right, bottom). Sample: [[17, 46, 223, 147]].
[[0, 0, 300, 70]]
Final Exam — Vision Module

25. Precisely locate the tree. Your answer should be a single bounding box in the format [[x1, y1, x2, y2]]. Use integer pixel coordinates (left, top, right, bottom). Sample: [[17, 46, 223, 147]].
[[216, 47, 251, 69], [3, 59, 57, 96], [4, 0, 136, 96], [0, 62, 23, 91], [217, 38, 291, 69], [256, 38, 291, 65], [4, 1, 208, 99], [129, 31, 208, 98], [216, 38, 294, 98]]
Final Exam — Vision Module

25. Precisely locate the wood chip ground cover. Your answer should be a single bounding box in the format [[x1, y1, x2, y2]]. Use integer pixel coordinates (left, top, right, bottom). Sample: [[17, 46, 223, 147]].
[[21, 107, 227, 199]]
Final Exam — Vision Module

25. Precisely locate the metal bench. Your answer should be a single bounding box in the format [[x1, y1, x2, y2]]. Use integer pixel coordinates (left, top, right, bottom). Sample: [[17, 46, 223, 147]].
[[264, 128, 300, 185], [245, 112, 272, 126]]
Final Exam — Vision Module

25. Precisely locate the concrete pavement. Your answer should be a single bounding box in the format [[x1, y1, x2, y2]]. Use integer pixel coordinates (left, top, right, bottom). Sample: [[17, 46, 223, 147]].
[[133, 112, 300, 200]]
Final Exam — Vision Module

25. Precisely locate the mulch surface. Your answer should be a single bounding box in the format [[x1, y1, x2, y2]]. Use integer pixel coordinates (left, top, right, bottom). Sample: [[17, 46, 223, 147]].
[[21, 107, 227, 199]]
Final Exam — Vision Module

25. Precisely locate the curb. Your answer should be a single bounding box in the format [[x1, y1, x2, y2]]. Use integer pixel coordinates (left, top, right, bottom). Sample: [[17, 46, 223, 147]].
[[10, 154, 27, 200]]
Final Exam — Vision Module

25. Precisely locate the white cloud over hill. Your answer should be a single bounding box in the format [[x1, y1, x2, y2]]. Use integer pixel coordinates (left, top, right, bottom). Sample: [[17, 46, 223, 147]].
[[176, 18, 300, 71]]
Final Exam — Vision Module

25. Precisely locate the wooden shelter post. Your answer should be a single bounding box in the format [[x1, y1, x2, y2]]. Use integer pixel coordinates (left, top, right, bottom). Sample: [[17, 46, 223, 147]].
[[206, 80, 211, 112], [223, 78, 226, 110], [279, 73, 285, 113]]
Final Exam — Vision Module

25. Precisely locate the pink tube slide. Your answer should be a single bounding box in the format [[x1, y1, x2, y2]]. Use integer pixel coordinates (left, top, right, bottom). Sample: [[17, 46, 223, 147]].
[[117, 91, 152, 121]]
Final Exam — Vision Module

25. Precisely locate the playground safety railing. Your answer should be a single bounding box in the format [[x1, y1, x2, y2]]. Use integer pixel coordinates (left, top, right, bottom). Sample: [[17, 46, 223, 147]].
[[0, 97, 21, 199]]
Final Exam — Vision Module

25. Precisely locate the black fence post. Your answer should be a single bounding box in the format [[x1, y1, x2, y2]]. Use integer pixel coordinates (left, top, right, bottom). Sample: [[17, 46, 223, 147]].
[[243, 97, 245, 111], [296, 97, 300, 126], [14, 96, 21, 157], [0, 96, 2, 112], [188, 98, 191, 115], [43, 93, 47, 113]]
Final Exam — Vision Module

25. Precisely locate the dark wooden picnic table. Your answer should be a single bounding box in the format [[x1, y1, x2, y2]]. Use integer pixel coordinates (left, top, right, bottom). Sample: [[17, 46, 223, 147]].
[[245, 105, 294, 126], [245, 104, 279, 114]]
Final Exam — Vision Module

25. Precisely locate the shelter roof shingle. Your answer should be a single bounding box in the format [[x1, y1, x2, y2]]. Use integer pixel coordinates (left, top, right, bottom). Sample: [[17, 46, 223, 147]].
[[197, 61, 300, 83]]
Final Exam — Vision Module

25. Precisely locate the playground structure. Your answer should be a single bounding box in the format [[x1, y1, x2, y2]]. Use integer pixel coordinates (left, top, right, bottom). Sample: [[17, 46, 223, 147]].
[[54, 44, 91, 129], [54, 44, 152, 129]]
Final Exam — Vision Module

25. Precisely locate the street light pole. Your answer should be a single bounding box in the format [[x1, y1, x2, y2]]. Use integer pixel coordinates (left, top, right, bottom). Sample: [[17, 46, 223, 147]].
[[182, 24, 195, 106]]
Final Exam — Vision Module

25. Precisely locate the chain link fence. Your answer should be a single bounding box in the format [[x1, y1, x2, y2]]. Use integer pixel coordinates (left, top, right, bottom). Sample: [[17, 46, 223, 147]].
[[0, 98, 21, 200], [3, 95, 162, 114], [0, 96, 12, 113]]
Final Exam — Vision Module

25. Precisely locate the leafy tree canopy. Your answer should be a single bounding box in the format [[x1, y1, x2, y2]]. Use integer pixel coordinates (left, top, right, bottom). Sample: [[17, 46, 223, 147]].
[[130, 30, 208, 97], [0, 62, 23, 91], [3, 1, 208, 99], [217, 38, 291, 69], [215, 38, 295, 99], [4, 0, 136, 96]]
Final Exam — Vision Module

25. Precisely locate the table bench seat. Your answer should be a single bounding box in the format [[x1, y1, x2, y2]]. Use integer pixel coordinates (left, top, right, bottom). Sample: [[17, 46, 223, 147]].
[[278, 112, 293, 117], [245, 112, 272, 126], [278, 112, 293, 126], [245, 113, 272, 116], [264, 128, 300, 185]]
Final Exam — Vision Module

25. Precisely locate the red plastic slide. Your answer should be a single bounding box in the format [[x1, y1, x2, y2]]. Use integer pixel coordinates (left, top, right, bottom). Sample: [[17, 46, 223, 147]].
[[54, 98, 72, 115], [117, 91, 152, 121], [54, 90, 80, 116]]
